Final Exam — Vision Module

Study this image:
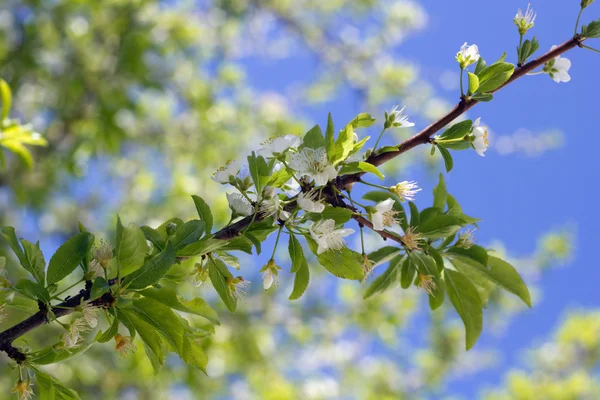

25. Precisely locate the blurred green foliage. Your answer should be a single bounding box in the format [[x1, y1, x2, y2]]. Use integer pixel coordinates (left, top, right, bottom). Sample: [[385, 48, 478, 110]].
[[0, 1, 593, 399]]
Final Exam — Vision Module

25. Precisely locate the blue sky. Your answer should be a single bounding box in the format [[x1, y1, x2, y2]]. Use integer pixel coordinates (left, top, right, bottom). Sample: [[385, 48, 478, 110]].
[[8, 1, 598, 397], [240, 0, 599, 396]]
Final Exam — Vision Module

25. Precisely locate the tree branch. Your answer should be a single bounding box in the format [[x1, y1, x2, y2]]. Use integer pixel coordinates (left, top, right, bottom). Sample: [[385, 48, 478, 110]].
[[0, 34, 586, 363], [337, 35, 584, 189]]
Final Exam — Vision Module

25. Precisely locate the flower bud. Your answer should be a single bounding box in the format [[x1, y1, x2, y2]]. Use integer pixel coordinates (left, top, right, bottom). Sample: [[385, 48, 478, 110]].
[[166, 222, 178, 236], [262, 186, 276, 199], [582, 0, 595, 9]]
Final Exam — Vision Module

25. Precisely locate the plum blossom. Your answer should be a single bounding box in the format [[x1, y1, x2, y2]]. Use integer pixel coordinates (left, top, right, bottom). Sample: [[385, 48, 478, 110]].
[[309, 219, 355, 254], [289, 147, 337, 186]]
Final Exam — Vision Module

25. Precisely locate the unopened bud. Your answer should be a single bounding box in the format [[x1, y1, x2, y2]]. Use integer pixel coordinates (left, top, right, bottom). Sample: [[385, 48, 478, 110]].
[[262, 186, 276, 199], [166, 222, 178, 236], [582, 0, 595, 9]]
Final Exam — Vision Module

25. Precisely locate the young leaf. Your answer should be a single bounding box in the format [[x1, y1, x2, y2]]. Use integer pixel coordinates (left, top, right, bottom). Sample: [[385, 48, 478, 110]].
[[476, 62, 515, 93], [288, 233, 307, 273], [115, 217, 150, 276], [317, 248, 364, 280], [0, 79, 11, 121], [119, 309, 165, 371], [474, 57, 487, 75], [437, 144, 454, 172], [445, 269, 483, 350], [192, 195, 214, 234], [367, 246, 401, 267], [400, 257, 416, 289], [208, 257, 237, 312], [182, 335, 208, 373], [330, 124, 356, 165], [289, 260, 310, 300], [325, 112, 335, 157], [170, 220, 205, 250], [32, 367, 82, 400], [15, 279, 51, 303], [338, 161, 384, 180], [581, 19, 600, 38], [20, 239, 46, 286], [95, 316, 120, 343], [121, 243, 176, 290], [307, 206, 354, 224], [467, 72, 479, 94], [140, 287, 220, 324], [303, 124, 326, 149], [131, 297, 185, 353], [486, 256, 531, 307], [364, 255, 403, 299], [438, 120, 472, 141], [47, 232, 94, 285], [432, 173, 448, 210], [349, 112, 376, 129]]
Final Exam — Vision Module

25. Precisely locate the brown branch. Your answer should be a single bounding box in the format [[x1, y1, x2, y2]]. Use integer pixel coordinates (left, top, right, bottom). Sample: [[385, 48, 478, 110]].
[[337, 35, 585, 189], [0, 33, 587, 364]]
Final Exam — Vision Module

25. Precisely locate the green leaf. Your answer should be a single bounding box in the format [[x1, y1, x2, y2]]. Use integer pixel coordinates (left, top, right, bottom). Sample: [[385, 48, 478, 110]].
[[119, 309, 165, 372], [247, 152, 270, 194], [582, 19, 600, 38], [367, 246, 401, 267], [447, 245, 489, 267], [33, 367, 82, 400], [487, 256, 531, 307], [472, 93, 494, 102], [0, 79, 12, 121], [400, 257, 416, 289], [330, 124, 356, 165], [409, 202, 420, 227], [289, 260, 310, 300], [467, 72, 479, 94], [288, 234, 307, 273], [437, 145, 454, 172], [447, 256, 495, 305], [115, 217, 149, 276], [15, 279, 51, 302], [47, 232, 94, 285], [474, 57, 487, 75], [141, 226, 165, 251], [208, 257, 237, 312], [170, 220, 205, 250], [1, 140, 33, 168], [519, 37, 540, 64], [90, 277, 110, 299], [95, 315, 120, 343], [140, 287, 220, 324], [20, 239, 46, 285], [364, 255, 403, 299], [349, 113, 376, 129], [317, 248, 364, 280], [338, 161, 384, 180], [303, 124, 326, 149], [419, 215, 462, 239], [445, 269, 483, 350], [131, 297, 184, 353], [363, 191, 395, 203], [216, 251, 240, 270], [307, 206, 353, 224], [192, 195, 214, 234], [439, 120, 472, 140], [121, 243, 176, 290], [433, 173, 448, 210], [476, 62, 515, 93], [266, 168, 292, 188], [325, 113, 335, 157], [29, 343, 93, 365], [1, 226, 26, 264], [182, 335, 208, 372], [410, 252, 444, 307]]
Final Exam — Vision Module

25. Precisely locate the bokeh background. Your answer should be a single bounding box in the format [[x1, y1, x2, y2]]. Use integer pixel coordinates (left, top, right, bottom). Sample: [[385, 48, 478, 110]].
[[1, 0, 599, 399]]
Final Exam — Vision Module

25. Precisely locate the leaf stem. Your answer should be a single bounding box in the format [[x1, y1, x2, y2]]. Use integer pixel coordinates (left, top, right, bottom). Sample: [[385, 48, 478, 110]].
[[575, 8, 584, 37], [582, 44, 600, 54], [372, 127, 387, 152], [459, 67, 465, 98], [270, 225, 284, 260]]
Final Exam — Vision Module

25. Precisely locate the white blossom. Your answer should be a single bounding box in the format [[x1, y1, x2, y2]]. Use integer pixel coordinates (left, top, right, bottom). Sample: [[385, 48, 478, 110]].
[[544, 46, 571, 83], [213, 161, 240, 184], [259, 196, 291, 222], [456, 42, 480, 69], [309, 219, 355, 254], [390, 181, 421, 202], [369, 199, 401, 231], [11, 380, 34, 400], [298, 190, 326, 213], [115, 334, 137, 357], [514, 5, 536, 34], [472, 118, 489, 157], [258, 134, 301, 158], [387, 105, 415, 128], [260, 260, 281, 290], [288, 147, 338, 186], [226, 193, 254, 216]]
